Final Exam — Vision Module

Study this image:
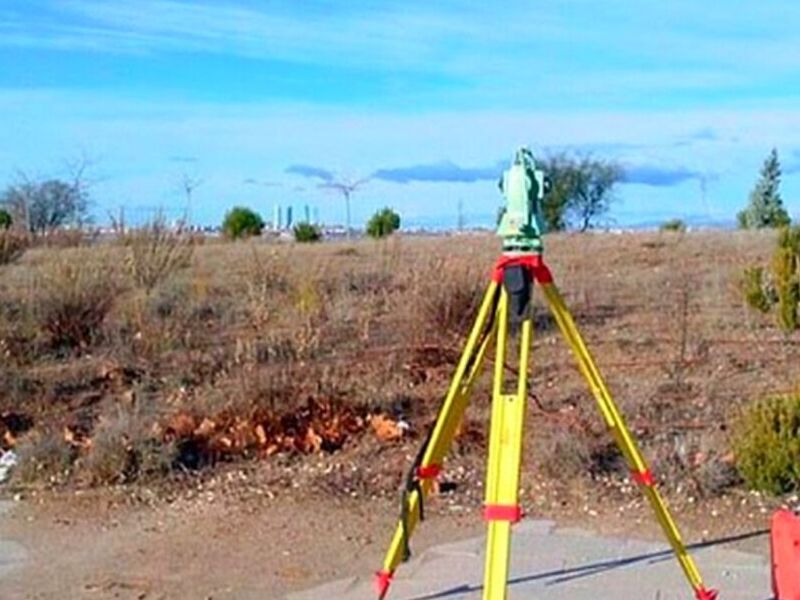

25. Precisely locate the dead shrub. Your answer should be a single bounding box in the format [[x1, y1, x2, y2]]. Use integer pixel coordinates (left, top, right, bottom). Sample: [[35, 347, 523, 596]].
[[696, 455, 741, 496], [79, 410, 143, 484], [338, 269, 396, 296], [34, 254, 117, 351], [121, 218, 194, 293], [0, 296, 37, 365], [78, 404, 179, 485], [241, 248, 289, 330], [0, 229, 30, 265], [0, 368, 39, 419], [532, 424, 592, 481], [13, 428, 77, 485], [416, 257, 486, 339], [35, 228, 95, 249]]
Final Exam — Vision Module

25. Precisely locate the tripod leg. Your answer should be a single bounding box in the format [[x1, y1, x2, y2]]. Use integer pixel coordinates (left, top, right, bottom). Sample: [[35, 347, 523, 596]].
[[483, 288, 531, 600], [375, 280, 499, 599], [540, 281, 717, 600]]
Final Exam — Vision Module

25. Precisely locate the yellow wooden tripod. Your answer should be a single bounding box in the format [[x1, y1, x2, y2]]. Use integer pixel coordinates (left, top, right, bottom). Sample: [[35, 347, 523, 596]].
[[375, 253, 718, 600]]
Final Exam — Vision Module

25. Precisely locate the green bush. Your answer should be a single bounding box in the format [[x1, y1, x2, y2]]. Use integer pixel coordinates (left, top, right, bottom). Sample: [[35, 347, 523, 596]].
[[366, 207, 401, 239], [660, 218, 686, 233], [733, 392, 800, 495], [775, 226, 800, 331], [222, 206, 264, 239], [742, 266, 771, 313], [742, 225, 800, 331], [0, 209, 11, 230], [293, 222, 322, 243]]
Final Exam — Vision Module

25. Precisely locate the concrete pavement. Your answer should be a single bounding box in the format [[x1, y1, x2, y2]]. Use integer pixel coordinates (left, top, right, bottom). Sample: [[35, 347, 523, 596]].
[[287, 520, 772, 600], [0, 502, 26, 580]]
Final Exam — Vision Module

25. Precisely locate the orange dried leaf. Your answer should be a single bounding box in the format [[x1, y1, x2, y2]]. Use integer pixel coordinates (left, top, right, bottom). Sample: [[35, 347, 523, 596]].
[[370, 414, 403, 442], [166, 412, 196, 438], [304, 427, 323, 453], [255, 424, 268, 446], [3, 430, 16, 448], [194, 417, 217, 438]]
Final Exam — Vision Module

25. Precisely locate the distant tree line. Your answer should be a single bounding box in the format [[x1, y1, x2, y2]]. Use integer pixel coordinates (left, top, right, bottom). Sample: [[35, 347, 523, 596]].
[[0, 148, 793, 240]]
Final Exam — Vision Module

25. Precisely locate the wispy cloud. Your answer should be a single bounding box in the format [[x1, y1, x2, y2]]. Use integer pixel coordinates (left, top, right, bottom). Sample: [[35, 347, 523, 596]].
[[623, 165, 704, 187], [4, 1, 799, 111], [689, 127, 719, 141], [242, 178, 281, 187], [671, 127, 721, 148], [371, 160, 502, 184], [285, 164, 334, 182], [3, 0, 483, 70]]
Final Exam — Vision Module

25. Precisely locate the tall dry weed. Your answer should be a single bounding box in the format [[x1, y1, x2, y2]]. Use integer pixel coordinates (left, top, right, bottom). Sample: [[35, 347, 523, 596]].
[[121, 218, 194, 293], [414, 257, 486, 340], [78, 404, 175, 485], [0, 230, 30, 265], [33, 252, 118, 351], [241, 247, 289, 331]]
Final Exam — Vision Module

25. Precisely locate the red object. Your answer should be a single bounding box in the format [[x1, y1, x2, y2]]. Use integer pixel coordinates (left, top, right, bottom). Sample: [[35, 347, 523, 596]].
[[483, 504, 523, 523], [695, 586, 719, 600], [772, 509, 800, 599], [631, 469, 656, 487], [415, 464, 442, 479], [491, 254, 554, 285], [374, 570, 393, 599]]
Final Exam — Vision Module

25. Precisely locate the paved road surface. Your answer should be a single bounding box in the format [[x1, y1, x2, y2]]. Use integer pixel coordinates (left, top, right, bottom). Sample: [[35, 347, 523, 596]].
[[287, 520, 772, 600], [0, 502, 26, 581]]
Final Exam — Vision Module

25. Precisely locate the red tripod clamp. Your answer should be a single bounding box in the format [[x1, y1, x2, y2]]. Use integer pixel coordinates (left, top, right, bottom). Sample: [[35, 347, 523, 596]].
[[491, 254, 553, 285]]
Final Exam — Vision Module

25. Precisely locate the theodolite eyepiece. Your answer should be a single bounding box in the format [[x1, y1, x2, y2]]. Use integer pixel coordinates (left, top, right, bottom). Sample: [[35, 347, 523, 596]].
[[496, 147, 548, 254]]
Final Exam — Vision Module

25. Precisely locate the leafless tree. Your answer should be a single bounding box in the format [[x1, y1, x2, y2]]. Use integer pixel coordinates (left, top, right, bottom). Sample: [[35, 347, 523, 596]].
[[318, 177, 368, 238], [179, 173, 203, 228], [1, 153, 96, 234]]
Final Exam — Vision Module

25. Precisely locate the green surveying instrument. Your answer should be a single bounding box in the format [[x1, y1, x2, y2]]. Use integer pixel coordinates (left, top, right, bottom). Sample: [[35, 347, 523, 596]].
[[373, 147, 718, 600], [496, 147, 547, 254]]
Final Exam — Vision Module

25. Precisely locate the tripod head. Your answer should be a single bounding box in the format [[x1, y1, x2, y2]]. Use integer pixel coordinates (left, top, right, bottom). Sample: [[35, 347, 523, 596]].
[[497, 147, 549, 254]]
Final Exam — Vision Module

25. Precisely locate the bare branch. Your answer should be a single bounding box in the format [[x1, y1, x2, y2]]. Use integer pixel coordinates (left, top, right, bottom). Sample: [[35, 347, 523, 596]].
[[317, 176, 369, 238]]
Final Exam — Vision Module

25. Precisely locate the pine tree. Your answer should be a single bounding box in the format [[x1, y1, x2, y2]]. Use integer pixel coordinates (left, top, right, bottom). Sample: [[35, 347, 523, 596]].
[[737, 148, 791, 229]]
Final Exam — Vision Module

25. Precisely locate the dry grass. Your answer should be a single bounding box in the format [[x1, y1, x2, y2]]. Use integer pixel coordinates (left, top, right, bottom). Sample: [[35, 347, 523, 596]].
[[0, 229, 797, 502], [0, 229, 30, 265], [33, 250, 119, 352], [121, 219, 195, 293]]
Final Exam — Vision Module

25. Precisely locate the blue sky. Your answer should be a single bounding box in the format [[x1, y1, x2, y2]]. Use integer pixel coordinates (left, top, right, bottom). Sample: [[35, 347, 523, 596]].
[[2, 1, 800, 228]]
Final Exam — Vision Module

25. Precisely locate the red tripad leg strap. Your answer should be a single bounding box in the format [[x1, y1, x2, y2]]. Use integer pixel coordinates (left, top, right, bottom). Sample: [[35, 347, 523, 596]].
[[695, 587, 719, 600], [483, 504, 523, 523], [631, 469, 656, 487], [532, 261, 553, 284], [415, 464, 442, 479], [491, 255, 553, 285], [375, 570, 393, 599]]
